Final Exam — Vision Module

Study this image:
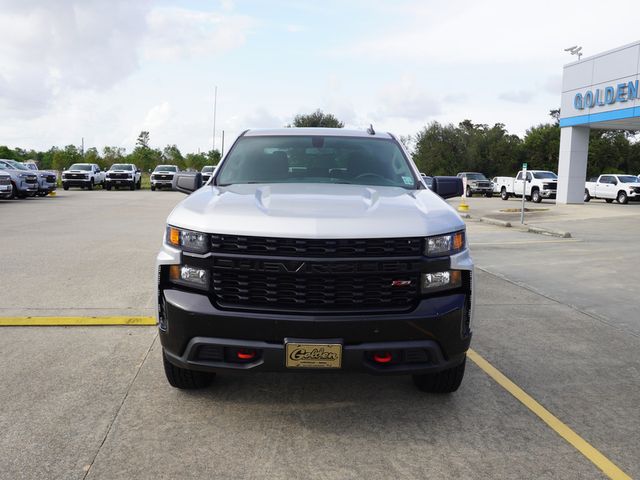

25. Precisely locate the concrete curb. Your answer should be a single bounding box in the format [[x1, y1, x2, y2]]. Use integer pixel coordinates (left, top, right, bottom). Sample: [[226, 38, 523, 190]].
[[480, 217, 512, 228], [526, 225, 572, 238], [478, 216, 572, 238]]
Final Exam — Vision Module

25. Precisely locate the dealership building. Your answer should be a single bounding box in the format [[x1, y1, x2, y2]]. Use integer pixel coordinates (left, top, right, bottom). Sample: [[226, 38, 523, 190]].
[[558, 41, 640, 203]]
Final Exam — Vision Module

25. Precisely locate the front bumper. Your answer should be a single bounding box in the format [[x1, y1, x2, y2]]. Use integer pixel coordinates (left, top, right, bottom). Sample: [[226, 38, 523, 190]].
[[151, 179, 174, 187], [160, 288, 471, 375], [106, 178, 134, 185], [540, 189, 557, 198], [0, 183, 12, 198]]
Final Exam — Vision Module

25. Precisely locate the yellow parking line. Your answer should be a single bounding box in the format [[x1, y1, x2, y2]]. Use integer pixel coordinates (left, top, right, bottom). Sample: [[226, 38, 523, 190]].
[[468, 349, 631, 480], [0, 316, 156, 326]]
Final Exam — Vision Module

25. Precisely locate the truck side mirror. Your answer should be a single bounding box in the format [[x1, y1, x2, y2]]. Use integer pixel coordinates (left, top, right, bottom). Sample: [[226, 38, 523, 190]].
[[175, 172, 202, 194], [432, 176, 463, 199]]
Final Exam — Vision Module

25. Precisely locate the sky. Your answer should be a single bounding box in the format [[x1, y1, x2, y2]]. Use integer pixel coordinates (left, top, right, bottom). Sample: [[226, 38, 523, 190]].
[[1, 0, 639, 154]]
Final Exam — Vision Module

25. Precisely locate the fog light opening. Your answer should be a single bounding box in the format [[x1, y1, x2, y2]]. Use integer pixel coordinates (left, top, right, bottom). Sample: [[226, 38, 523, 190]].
[[372, 351, 393, 364]]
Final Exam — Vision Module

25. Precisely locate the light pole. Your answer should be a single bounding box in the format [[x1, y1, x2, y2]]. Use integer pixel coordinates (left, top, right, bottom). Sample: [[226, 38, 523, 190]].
[[212, 86, 217, 152]]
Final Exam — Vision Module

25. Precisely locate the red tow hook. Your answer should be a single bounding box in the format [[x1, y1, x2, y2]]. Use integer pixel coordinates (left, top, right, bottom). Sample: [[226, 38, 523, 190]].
[[236, 349, 256, 360], [372, 352, 393, 364]]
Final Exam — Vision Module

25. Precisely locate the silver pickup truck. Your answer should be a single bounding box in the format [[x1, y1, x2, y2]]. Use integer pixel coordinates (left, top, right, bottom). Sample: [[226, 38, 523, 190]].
[[157, 128, 473, 394], [21, 161, 57, 196], [0, 159, 39, 198]]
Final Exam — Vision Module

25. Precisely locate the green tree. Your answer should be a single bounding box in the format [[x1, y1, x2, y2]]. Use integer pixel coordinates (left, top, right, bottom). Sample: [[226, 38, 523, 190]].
[[84, 147, 103, 169], [136, 131, 150, 148], [102, 146, 126, 169], [521, 124, 560, 173], [162, 145, 184, 169], [289, 109, 344, 128]]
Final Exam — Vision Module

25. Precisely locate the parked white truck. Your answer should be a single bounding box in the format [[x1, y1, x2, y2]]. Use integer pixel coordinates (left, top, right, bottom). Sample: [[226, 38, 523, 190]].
[[584, 174, 640, 204], [493, 170, 557, 203]]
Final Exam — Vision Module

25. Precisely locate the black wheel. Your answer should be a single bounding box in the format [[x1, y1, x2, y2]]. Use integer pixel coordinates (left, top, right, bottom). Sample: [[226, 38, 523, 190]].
[[500, 187, 509, 200], [531, 188, 541, 203], [129, 182, 135, 191], [102, 182, 106, 189], [105, 184, 111, 191], [617, 191, 628, 204], [413, 357, 466, 393], [63, 183, 69, 191], [485, 192, 493, 198], [136, 180, 142, 190], [151, 185, 156, 191], [88, 179, 94, 190], [584, 189, 591, 202], [465, 186, 472, 197], [163, 351, 214, 389], [605, 198, 613, 203]]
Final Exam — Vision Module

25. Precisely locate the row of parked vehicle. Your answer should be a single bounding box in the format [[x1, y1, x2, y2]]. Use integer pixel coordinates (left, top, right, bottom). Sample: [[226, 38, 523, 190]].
[[421, 170, 559, 203], [432, 170, 640, 204], [0, 159, 57, 199], [60, 163, 218, 191]]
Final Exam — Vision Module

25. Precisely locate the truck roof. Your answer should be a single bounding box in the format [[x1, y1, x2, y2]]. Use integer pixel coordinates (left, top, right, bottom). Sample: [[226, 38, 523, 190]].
[[243, 128, 393, 139]]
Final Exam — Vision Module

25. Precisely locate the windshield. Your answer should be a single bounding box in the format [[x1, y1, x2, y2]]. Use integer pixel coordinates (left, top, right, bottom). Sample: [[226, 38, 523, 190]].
[[532, 171, 557, 179], [465, 173, 487, 180], [217, 135, 417, 189], [617, 175, 639, 183], [110, 164, 133, 171], [201, 166, 215, 173], [154, 165, 177, 172], [6, 160, 29, 170], [69, 164, 91, 171]]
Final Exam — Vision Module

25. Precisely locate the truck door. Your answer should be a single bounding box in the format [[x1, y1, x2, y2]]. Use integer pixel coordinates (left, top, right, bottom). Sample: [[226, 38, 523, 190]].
[[514, 171, 525, 196], [600, 176, 615, 199]]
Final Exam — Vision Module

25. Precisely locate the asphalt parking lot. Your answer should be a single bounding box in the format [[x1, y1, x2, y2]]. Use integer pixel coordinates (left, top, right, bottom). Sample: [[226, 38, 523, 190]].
[[1, 191, 638, 479]]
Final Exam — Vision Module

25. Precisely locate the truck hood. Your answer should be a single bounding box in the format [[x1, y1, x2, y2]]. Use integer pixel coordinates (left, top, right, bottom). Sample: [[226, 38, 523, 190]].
[[167, 183, 465, 239]]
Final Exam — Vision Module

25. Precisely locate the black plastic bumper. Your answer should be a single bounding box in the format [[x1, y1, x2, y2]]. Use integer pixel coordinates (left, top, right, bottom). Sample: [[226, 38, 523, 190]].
[[159, 288, 471, 375]]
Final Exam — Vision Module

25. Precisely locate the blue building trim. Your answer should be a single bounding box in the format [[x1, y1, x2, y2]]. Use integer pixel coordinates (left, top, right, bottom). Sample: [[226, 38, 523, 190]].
[[559, 106, 640, 127]]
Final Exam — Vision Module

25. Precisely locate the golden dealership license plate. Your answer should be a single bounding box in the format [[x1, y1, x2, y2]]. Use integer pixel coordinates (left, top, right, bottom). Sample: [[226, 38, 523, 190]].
[[285, 342, 342, 369]]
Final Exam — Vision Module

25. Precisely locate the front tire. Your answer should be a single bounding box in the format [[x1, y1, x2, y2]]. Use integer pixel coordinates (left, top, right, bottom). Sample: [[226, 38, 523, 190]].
[[136, 179, 142, 189], [617, 191, 628, 204], [605, 198, 614, 203], [151, 185, 156, 191], [105, 184, 111, 191], [163, 351, 215, 389], [129, 182, 135, 191], [500, 187, 509, 200], [584, 190, 591, 202], [88, 179, 94, 191], [531, 188, 541, 203], [63, 183, 69, 191], [465, 186, 472, 197], [485, 192, 493, 198], [413, 357, 466, 393]]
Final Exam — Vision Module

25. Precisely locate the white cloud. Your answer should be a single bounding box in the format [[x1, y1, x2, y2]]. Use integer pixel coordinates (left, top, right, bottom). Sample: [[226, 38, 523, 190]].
[[142, 7, 255, 61], [498, 90, 536, 104], [373, 76, 441, 121], [0, 0, 149, 117]]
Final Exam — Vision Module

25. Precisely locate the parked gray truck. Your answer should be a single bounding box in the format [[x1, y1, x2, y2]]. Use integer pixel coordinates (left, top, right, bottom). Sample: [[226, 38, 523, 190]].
[[0, 159, 39, 198]]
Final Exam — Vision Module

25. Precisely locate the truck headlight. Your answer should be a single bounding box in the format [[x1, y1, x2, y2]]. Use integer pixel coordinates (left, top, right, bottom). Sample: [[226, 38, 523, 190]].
[[425, 231, 465, 257], [421, 270, 462, 293], [167, 226, 209, 253], [169, 265, 209, 290]]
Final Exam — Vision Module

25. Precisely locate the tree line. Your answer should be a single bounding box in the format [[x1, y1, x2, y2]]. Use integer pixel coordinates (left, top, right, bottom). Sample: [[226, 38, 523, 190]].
[[2, 109, 639, 178], [0, 131, 220, 173], [410, 111, 640, 178]]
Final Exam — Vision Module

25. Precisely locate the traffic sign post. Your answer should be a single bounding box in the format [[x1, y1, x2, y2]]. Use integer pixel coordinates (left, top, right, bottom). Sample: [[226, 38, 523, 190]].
[[521, 163, 527, 224]]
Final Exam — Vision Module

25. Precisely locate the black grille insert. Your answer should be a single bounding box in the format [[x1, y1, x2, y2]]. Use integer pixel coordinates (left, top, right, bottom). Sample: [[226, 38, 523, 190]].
[[211, 234, 423, 257], [213, 270, 419, 311]]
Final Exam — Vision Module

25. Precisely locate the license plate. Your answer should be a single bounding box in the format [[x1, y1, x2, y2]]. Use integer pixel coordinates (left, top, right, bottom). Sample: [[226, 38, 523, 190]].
[[285, 342, 342, 369]]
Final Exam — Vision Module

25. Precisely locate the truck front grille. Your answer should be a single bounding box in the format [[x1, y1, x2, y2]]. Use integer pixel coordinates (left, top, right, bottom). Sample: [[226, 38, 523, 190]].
[[153, 174, 173, 180], [210, 234, 423, 258], [25, 176, 37, 184], [46, 175, 56, 183], [0, 177, 10, 185], [544, 182, 558, 190], [212, 270, 419, 311], [109, 173, 129, 179]]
